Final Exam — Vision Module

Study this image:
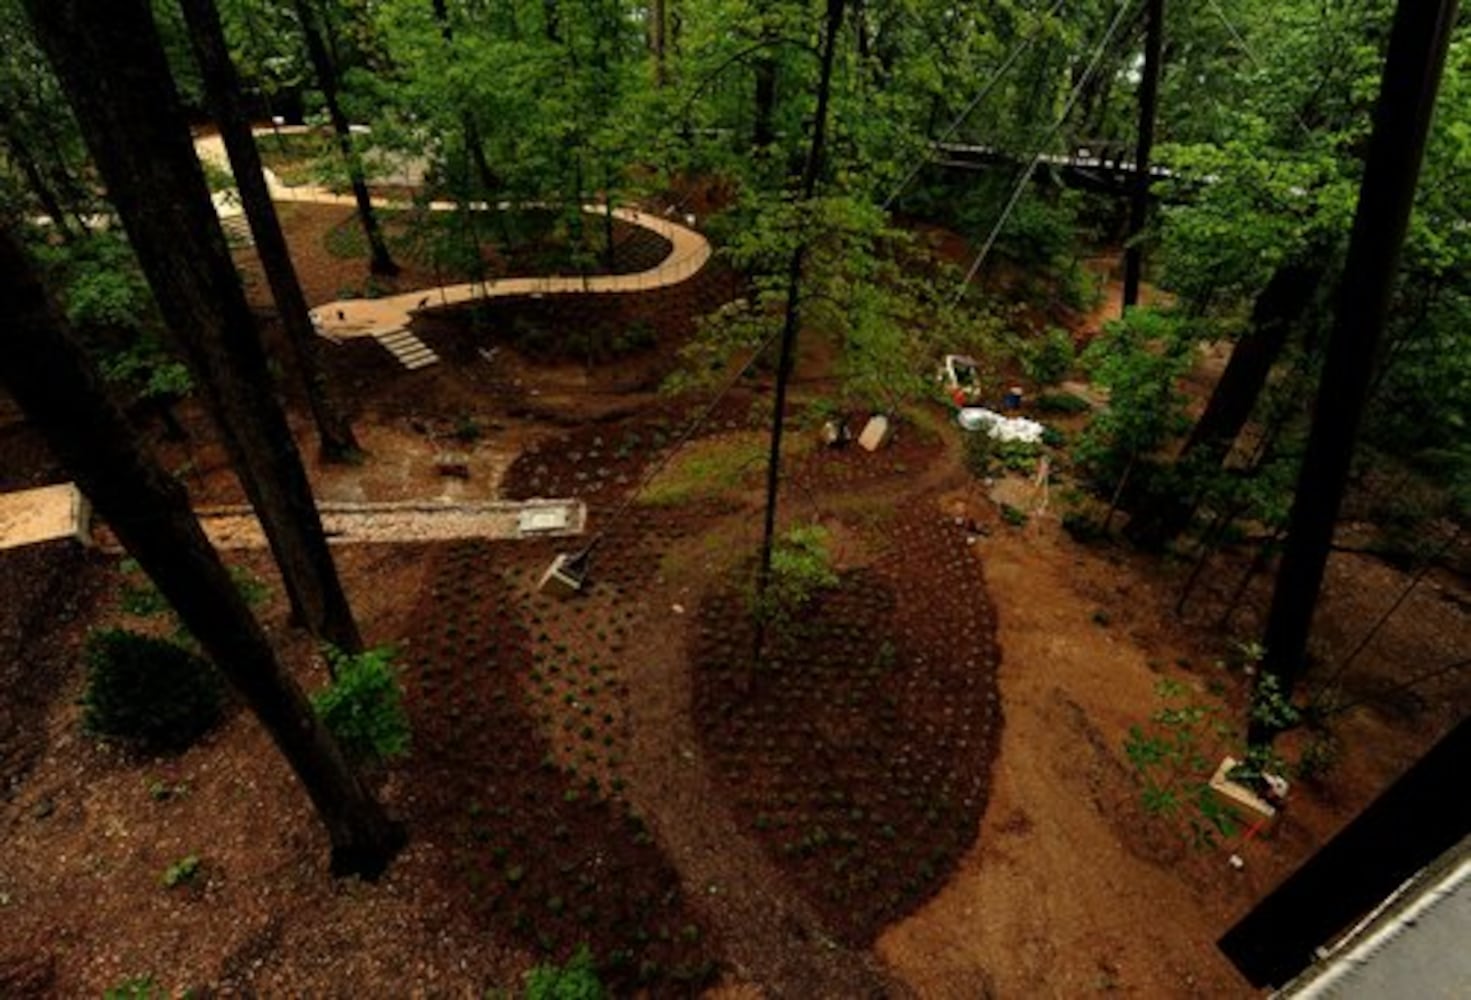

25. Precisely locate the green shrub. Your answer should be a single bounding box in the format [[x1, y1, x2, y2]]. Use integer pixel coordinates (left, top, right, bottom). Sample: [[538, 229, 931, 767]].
[[161, 854, 201, 888], [118, 559, 169, 617], [752, 524, 839, 630], [103, 976, 165, 1000], [525, 945, 605, 1000], [963, 431, 997, 479], [1000, 503, 1029, 527], [1025, 327, 1076, 385], [1035, 391, 1091, 415], [313, 646, 411, 764], [82, 629, 223, 751]]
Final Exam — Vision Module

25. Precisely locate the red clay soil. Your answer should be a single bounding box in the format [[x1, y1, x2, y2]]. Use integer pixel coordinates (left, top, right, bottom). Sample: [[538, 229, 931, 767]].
[[692, 507, 1002, 946], [396, 539, 720, 993]]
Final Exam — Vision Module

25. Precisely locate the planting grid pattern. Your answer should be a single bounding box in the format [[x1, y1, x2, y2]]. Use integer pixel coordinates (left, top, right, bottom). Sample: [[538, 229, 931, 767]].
[[692, 508, 1002, 945], [399, 540, 718, 992]]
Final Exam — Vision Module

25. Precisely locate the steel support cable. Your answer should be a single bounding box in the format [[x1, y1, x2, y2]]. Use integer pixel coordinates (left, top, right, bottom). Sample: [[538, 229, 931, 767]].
[[1205, 0, 1314, 136], [882, 0, 1069, 210], [953, 0, 1137, 303]]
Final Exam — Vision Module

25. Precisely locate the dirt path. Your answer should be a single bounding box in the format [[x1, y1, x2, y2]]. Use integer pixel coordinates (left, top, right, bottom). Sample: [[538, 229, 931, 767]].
[[157, 498, 584, 550], [875, 502, 1258, 997], [193, 129, 712, 341]]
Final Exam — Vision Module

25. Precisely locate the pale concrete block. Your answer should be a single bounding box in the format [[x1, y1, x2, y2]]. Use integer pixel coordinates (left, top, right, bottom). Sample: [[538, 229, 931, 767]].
[[1208, 755, 1280, 826], [858, 415, 893, 452]]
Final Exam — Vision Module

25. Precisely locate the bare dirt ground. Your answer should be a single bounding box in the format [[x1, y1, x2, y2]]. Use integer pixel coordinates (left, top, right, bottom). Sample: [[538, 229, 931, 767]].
[[3, 213, 1468, 995]]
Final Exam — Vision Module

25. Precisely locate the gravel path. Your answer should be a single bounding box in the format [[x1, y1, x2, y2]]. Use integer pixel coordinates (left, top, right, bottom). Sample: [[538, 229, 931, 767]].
[[193, 128, 713, 341]]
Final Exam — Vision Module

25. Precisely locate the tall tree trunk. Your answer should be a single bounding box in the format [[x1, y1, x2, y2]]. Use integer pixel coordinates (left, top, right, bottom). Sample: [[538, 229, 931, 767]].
[[181, 0, 362, 464], [0, 125, 75, 242], [754, 0, 846, 659], [1122, 0, 1163, 312], [650, 0, 668, 86], [1124, 258, 1324, 547], [430, 0, 499, 197], [1255, 0, 1459, 740], [1, 227, 405, 878], [753, 53, 777, 150], [293, 0, 398, 276], [24, 0, 363, 653]]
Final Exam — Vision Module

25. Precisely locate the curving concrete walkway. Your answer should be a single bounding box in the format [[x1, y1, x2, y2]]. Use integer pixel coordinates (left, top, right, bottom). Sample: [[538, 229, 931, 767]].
[[195, 127, 712, 342]]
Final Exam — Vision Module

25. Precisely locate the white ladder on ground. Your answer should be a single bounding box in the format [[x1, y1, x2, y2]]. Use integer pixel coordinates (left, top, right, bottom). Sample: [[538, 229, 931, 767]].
[[374, 327, 440, 370]]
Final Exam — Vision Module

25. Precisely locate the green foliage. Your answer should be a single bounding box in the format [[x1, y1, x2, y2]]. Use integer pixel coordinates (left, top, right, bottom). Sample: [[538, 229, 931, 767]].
[[524, 945, 604, 1000], [1123, 679, 1242, 850], [119, 558, 169, 617], [82, 629, 224, 752], [313, 646, 411, 764], [98, 336, 194, 403], [119, 559, 266, 620], [962, 431, 997, 479], [160, 854, 201, 889], [452, 414, 484, 443], [752, 524, 839, 632], [1023, 328, 1076, 385], [201, 158, 236, 193], [1076, 309, 1193, 490], [1248, 669, 1302, 737], [1000, 504, 1028, 528], [103, 976, 166, 1000], [639, 432, 774, 507], [228, 564, 270, 608]]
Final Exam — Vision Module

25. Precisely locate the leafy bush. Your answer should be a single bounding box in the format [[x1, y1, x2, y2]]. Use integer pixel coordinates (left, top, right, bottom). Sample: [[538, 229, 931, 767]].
[[313, 646, 411, 764], [1024, 327, 1076, 385], [118, 558, 169, 617], [82, 629, 224, 751], [1035, 390, 1092, 415], [160, 854, 201, 888], [1076, 309, 1193, 490], [525, 945, 605, 1000], [963, 431, 997, 479], [752, 524, 839, 630], [103, 977, 165, 1000], [1123, 679, 1241, 849]]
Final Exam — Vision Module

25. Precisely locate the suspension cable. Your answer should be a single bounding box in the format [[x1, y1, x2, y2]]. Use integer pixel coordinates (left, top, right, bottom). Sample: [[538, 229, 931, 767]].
[[882, 0, 1069, 210], [952, 0, 1136, 303]]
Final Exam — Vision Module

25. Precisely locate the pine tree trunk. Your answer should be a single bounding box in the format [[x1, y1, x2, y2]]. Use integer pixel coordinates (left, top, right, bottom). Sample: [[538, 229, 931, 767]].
[[1256, 0, 1459, 736], [754, 0, 846, 662], [1124, 258, 1324, 547], [753, 54, 777, 149], [430, 0, 499, 197], [293, 0, 399, 276], [650, 0, 668, 86], [0, 125, 75, 243], [24, 0, 363, 653], [181, 0, 362, 464], [1182, 260, 1324, 463], [1, 227, 405, 878], [1121, 0, 1163, 311]]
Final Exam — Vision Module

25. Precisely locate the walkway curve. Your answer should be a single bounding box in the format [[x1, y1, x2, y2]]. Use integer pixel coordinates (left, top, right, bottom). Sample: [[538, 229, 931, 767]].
[[194, 127, 712, 340]]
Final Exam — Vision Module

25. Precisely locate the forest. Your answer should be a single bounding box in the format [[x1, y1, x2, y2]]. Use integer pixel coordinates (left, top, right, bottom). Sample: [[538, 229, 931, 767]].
[[0, 0, 1468, 995]]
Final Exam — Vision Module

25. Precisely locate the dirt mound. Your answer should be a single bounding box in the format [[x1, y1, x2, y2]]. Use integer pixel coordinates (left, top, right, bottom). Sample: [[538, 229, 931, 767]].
[[691, 508, 1002, 945]]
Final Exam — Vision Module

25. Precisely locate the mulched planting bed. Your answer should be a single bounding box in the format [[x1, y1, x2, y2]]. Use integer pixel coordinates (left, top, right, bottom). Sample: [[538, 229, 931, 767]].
[[691, 508, 1003, 945], [786, 413, 947, 494], [400, 540, 719, 992], [500, 395, 762, 508], [414, 259, 741, 383]]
